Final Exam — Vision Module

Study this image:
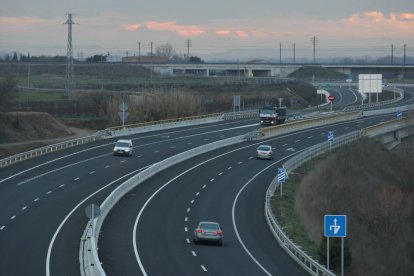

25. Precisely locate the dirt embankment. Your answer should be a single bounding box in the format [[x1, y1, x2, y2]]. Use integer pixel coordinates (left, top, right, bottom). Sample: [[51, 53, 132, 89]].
[[0, 112, 95, 158]]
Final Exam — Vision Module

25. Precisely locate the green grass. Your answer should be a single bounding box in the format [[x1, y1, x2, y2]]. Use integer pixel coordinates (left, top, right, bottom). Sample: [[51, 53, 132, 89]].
[[271, 153, 330, 259]]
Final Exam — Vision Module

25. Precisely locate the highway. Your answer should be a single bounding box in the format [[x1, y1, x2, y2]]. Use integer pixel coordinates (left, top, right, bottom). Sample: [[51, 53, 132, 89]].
[[0, 119, 260, 276], [0, 86, 412, 275], [97, 113, 397, 275]]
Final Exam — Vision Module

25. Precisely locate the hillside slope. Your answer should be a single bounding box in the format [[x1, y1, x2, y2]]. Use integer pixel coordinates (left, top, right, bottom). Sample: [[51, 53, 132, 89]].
[[0, 112, 94, 158]]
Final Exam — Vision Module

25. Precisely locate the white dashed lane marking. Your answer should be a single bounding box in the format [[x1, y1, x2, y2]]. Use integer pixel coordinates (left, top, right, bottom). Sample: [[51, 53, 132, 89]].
[[22, 206, 27, 211], [190, 200, 194, 204], [202, 185, 207, 189], [89, 171, 95, 175], [46, 191, 52, 195], [105, 165, 110, 168], [185, 227, 188, 232], [201, 265, 207, 272], [186, 238, 191, 244], [185, 217, 188, 222], [227, 167, 232, 170], [0, 226, 5, 230], [196, 192, 200, 196], [187, 208, 191, 213], [74, 177, 80, 181], [192, 251, 197, 257], [34, 198, 39, 202], [210, 178, 214, 182], [10, 216, 16, 220], [59, 184, 65, 188]]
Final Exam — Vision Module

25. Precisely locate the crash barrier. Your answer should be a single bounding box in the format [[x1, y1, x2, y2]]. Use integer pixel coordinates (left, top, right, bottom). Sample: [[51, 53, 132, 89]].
[[86, 110, 261, 138], [0, 134, 105, 169], [80, 135, 246, 276], [363, 103, 414, 117], [343, 87, 404, 112], [79, 111, 367, 276], [265, 117, 414, 276], [259, 111, 361, 139], [0, 110, 257, 168], [80, 106, 414, 275]]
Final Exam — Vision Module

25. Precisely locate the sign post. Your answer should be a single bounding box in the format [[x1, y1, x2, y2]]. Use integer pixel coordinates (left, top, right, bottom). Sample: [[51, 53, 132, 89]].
[[328, 95, 335, 111], [324, 215, 347, 275], [397, 110, 402, 121], [277, 167, 286, 198], [327, 131, 334, 152]]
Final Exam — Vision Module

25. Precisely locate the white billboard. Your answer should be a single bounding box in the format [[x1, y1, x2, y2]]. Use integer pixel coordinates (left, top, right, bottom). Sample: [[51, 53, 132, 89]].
[[358, 74, 382, 93]]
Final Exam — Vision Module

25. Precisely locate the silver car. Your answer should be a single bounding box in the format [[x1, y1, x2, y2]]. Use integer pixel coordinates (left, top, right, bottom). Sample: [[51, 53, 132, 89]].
[[113, 139, 133, 156], [256, 144, 273, 159], [193, 221, 223, 246]]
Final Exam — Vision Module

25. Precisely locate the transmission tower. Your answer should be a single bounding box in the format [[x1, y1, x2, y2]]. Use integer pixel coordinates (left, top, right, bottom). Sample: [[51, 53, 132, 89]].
[[64, 14, 75, 94]]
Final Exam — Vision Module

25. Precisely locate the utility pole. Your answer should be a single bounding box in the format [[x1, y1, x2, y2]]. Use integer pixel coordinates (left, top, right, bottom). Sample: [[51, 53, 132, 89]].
[[391, 44, 394, 64], [279, 43, 282, 64], [138, 41, 141, 62], [311, 36, 318, 64], [403, 44, 406, 65], [187, 39, 191, 62], [64, 13, 75, 95], [293, 43, 296, 64]]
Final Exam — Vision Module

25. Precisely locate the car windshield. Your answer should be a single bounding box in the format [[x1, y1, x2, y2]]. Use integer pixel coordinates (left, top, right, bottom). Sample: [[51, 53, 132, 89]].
[[199, 223, 219, 230], [258, 146, 271, 151], [115, 142, 129, 147], [260, 109, 275, 114]]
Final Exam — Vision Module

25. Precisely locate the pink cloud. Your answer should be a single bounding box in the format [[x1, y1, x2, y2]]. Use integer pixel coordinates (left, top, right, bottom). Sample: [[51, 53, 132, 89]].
[[0, 16, 48, 31], [393, 12, 414, 22], [145, 21, 205, 36], [235, 30, 249, 38], [215, 29, 231, 36], [122, 23, 141, 31], [344, 11, 414, 26]]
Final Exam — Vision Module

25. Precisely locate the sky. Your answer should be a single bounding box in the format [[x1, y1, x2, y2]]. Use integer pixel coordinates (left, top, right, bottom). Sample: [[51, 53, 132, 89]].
[[1, 0, 413, 61]]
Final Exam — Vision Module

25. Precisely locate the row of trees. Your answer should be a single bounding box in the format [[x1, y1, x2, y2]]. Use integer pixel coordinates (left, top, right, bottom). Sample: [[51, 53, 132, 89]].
[[1, 44, 205, 63]]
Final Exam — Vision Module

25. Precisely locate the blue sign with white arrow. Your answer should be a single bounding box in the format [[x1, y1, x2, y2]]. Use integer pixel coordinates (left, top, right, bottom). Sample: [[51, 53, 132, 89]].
[[397, 111, 402, 119], [324, 215, 347, 237]]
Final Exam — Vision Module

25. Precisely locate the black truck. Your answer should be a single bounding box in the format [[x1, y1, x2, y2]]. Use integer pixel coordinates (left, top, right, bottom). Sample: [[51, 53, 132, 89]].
[[259, 106, 286, 126]]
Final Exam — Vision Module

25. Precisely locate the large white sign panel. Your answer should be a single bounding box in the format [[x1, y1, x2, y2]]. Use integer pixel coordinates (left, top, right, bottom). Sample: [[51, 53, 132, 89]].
[[358, 74, 382, 93]]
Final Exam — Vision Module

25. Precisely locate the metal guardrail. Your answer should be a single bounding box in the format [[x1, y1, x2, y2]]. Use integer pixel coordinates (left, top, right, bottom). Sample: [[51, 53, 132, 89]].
[[343, 87, 404, 112], [264, 117, 414, 276], [0, 110, 259, 169], [259, 111, 361, 139], [79, 110, 368, 276], [80, 135, 246, 276], [0, 134, 105, 168]]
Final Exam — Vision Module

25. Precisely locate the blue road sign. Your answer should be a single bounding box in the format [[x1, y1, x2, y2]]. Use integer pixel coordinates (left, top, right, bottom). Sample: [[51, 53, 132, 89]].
[[397, 111, 402, 119], [324, 215, 347, 237], [328, 131, 334, 142], [277, 168, 286, 183]]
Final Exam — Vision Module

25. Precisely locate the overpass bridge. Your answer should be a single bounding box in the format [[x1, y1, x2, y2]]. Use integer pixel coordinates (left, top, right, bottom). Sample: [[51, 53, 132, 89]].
[[146, 63, 414, 79]]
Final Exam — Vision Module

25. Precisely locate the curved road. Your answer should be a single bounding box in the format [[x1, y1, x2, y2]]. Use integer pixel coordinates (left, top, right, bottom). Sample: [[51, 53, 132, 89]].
[[0, 86, 412, 275]]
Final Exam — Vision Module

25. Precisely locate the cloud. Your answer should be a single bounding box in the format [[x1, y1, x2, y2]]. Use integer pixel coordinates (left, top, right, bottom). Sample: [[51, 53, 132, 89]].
[[145, 21, 205, 36], [122, 23, 141, 31], [0, 16, 50, 32], [343, 11, 414, 27], [392, 12, 414, 22], [215, 29, 231, 36], [235, 30, 248, 38]]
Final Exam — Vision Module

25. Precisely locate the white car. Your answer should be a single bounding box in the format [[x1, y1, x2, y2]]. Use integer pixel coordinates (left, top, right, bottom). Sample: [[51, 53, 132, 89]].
[[113, 139, 133, 156], [256, 145, 273, 159]]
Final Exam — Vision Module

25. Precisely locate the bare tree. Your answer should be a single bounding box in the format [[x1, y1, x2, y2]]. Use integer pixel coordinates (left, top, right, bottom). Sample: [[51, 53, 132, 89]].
[[155, 44, 176, 59]]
